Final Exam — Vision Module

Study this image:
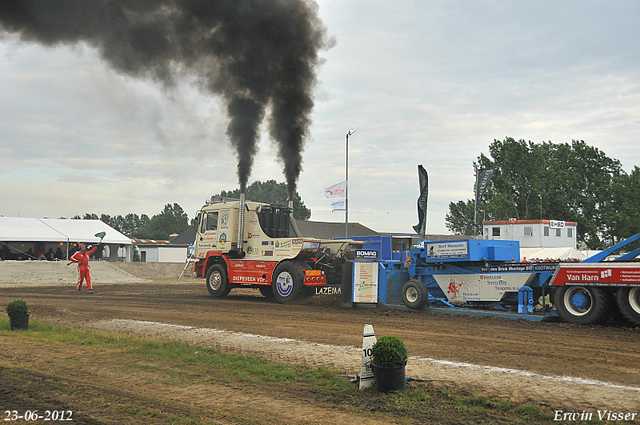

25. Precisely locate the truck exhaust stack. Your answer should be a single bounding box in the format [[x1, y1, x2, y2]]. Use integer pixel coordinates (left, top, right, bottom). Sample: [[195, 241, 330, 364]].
[[237, 192, 246, 254]]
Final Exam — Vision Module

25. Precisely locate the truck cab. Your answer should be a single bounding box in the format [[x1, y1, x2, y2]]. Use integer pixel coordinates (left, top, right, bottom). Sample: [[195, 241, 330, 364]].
[[193, 196, 361, 303]]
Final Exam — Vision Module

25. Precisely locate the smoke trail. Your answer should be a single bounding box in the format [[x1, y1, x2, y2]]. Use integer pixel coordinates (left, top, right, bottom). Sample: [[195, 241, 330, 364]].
[[0, 0, 331, 194]]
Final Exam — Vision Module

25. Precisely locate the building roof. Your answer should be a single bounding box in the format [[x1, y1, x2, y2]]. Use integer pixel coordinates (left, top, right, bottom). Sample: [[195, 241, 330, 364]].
[[170, 227, 197, 245], [295, 221, 380, 240], [0, 217, 131, 245]]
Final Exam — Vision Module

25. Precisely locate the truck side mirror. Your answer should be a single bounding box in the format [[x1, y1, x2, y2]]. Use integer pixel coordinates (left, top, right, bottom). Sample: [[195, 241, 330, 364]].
[[194, 211, 202, 231]]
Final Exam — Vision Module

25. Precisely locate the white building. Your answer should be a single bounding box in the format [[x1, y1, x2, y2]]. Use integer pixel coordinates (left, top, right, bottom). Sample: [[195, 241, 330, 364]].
[[132, 239, 189, 263], [483, 219, 578, 248], [482, 219, 584, 261]]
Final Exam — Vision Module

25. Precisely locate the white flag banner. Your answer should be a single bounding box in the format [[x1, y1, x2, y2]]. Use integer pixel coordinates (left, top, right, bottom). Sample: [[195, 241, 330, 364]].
[[331, 198, 346, 212], [324, 181, 347, 198]]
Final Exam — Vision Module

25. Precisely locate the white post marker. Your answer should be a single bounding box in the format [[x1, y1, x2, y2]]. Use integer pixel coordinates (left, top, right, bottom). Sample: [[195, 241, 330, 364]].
[[359, 324, 377, 390]]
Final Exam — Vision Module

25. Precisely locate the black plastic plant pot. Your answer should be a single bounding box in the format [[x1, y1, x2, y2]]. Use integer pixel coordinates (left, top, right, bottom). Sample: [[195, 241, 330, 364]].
[[9, 314, 30, 330], [372, 362, 406, 393]]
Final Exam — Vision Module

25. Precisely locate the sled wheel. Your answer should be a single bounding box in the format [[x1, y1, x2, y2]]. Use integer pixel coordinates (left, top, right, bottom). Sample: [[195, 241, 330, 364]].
[[616, 287, 640, 326], [272, 261, 306, 303], [402, 279, 428, 310], [259, 286, 274, 298], [553, 286, 611, 325], [206, 264, 231, 298]]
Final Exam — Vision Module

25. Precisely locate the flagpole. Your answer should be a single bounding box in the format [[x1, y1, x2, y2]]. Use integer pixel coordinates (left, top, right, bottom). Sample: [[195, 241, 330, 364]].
[[473, 166, 478, 237], [345, 129, 355, 239]]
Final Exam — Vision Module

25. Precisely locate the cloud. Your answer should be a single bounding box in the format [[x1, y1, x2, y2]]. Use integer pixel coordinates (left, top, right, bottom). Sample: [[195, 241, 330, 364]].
[[2, 1, 640, 234]]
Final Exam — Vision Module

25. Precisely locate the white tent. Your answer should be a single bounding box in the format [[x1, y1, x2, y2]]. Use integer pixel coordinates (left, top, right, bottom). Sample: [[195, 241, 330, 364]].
[[0, 217, 67, 242], [520, 247, 586, 262], [0, 217, 132, 261], [39, 219, 131, 245]]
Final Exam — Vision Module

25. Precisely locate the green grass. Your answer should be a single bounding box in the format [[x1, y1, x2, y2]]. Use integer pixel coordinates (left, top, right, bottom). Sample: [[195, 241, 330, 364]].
[[1, 318, 556, 424]]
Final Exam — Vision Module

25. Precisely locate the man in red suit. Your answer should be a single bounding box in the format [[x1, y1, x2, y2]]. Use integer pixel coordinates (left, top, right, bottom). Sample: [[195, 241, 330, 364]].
[[68, 243, 101, 293]]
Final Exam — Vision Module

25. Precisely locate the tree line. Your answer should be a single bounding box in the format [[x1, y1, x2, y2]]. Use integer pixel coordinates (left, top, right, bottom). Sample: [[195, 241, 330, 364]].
[[73, 180, 311, 240], [217, 180, 311, 220], [74, 203, 190, 240], [445, 138, 640, 249]]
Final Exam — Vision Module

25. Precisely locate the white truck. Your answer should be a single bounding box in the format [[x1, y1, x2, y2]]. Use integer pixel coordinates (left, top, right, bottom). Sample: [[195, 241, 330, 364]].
[[193, 195, 362, 303]]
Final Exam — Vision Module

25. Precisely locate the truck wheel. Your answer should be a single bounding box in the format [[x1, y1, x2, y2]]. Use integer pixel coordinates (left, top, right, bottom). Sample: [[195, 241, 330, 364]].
[[553, 286, 611, 325], [272, 261, 305, 303], [206, 264, 231, 298], [259, 286, 274, 298], [616, 287, 640, 326], [402, 279, 428, 310]]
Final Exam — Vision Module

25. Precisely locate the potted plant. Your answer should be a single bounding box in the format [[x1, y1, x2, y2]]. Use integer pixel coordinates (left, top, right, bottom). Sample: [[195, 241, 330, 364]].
[[371, 335, 408, 393], [6, 300, 30, 330]]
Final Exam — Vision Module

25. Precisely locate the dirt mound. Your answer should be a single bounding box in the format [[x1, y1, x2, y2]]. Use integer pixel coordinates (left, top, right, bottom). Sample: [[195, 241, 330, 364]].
[[0, 260, 146, 287], [0, 261, 199, 288]]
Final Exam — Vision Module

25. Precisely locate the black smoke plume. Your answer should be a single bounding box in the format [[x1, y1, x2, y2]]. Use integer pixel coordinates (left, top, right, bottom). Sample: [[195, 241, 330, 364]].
[[0, 0, 331, 197]]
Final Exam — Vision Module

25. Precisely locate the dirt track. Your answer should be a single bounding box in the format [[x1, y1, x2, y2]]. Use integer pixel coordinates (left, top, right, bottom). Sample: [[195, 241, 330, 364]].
[[1, 262, 640, 417]]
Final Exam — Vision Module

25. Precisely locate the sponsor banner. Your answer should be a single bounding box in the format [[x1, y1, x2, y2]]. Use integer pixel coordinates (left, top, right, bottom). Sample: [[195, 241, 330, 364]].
[[353, 262, 378, 303], [551, 264, 640, 286], [331, 198, 346, 212], [426, 241, 468, 259], [482, 264, 533, 273], [475, 167, 495, 204], [355, 249, 378, 261], [324, 180, 347, 198], [433, 274, 479, 301], [228, 260, 277, 284], [275, 240, 292, 249], [478, 273, 535, 300], [231, 275, 266, 283], [533, 263, 560, 272], [433, 273, 535, 302], [474, 167, 495, 231], [412, 165, 429, 238], [315, 286, 341, 295], [481, 263, 562, 273]]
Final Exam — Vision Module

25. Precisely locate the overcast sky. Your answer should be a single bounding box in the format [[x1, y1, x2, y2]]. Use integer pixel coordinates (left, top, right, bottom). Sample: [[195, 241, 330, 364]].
[[1, 0, 639, 235]]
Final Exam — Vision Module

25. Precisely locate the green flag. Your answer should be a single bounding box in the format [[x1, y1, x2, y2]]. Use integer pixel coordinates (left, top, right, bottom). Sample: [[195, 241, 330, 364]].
[[94, 231, 106, 241]]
